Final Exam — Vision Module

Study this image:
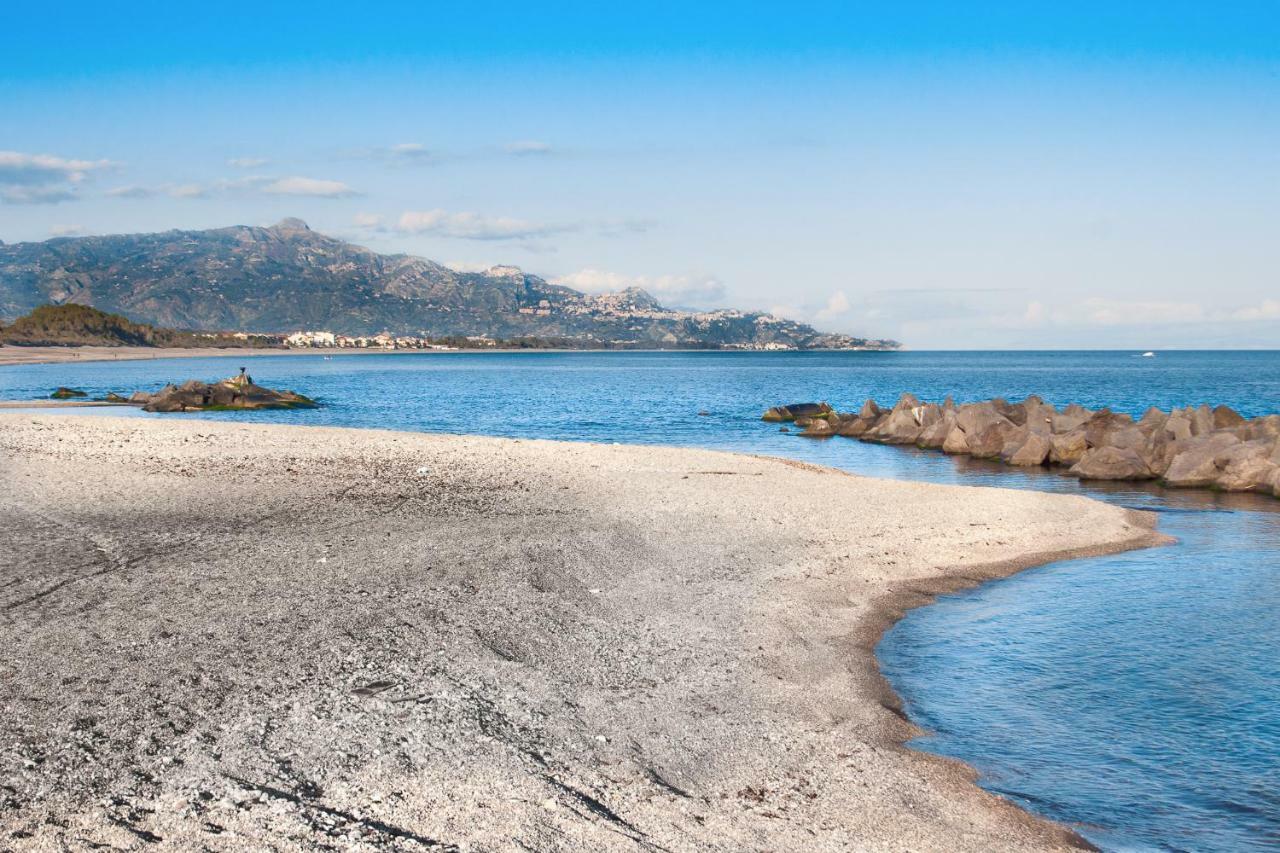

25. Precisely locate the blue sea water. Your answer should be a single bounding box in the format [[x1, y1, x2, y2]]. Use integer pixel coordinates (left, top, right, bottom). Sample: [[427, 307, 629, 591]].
[[3, 349, 1279, 851]]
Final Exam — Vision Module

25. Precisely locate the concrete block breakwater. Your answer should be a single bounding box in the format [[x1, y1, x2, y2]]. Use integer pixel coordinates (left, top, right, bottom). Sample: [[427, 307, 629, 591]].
[[769, 395, 1280, 496]]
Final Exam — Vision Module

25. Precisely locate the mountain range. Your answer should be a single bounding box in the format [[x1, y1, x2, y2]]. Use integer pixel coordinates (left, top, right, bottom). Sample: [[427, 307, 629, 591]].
[[0, 219, 897, 350]]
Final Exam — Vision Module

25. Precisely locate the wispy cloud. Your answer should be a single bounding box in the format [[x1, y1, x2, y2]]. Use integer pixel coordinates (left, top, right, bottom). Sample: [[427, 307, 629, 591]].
[[0, 151, 114, 187], [0, 150, 115, 204], [395, 209, 572, 241], [346, 142, 439, 166], [168, 183, 211, 199], [104, 175, 359, 201], [551, 268, 726, 306], [260, 176, 360, 198], [815, 290, 851, 322], [105, 185, 156, 199], [1, 186, 80, 204], [49, 224, 85, 237], [227, 156, 269, 168], [504, 140, 554, 156]]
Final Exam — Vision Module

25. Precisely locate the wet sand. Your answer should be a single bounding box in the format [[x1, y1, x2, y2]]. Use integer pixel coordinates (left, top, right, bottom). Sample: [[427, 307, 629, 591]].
[[0, 413, 1163, 851]]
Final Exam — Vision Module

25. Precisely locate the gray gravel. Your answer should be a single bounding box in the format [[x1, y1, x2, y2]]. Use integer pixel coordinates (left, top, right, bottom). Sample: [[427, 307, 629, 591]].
[[0, 414, 1161, 851]]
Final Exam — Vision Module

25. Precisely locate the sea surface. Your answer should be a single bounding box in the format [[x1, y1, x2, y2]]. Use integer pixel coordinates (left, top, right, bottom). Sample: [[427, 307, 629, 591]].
[[3, 350, 1279, 851]]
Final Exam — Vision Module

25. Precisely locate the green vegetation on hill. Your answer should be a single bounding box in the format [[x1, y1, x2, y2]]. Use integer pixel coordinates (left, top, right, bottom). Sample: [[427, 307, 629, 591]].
[[0, 304, 282, 349]]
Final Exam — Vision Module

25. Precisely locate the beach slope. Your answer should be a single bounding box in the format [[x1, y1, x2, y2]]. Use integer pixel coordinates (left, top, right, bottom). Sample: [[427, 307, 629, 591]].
[[0, 414, 1160, 851]]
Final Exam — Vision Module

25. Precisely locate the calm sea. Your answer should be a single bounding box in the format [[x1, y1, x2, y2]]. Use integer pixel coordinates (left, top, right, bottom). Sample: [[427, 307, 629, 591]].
[[3, 350, 1278, 851]]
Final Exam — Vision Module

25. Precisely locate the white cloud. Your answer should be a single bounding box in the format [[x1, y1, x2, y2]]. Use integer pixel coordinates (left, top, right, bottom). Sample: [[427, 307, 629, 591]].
[[0, 150, 115, 204], [505, 140, 553, 156], [0, 151, 113, 186], [395, 209, 570, 241], [551, 268, 727, 306], [105, 185, 155, 199], [1022, 300, 1047, 325], [1081, 298, 1206, 326], [49, 224, 84, 237], [1, 186, 79, 204], [979, 296, 1280, 334], [768, 304, 807, 323], [348, 142, 438, 165], [445, 260, 498, 273], [353, 212, 385, 229], [1231, 299, 1280, 322], [227, 157, 269, 168], [815, 290, 851, 321], [261, 176, 359, 198], [389, 142, 432, 158], [168, 183, 210, 199]]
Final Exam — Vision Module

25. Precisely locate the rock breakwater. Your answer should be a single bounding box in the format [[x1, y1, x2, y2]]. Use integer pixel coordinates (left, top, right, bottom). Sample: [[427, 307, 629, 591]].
[[778, 395, 1280, 496]]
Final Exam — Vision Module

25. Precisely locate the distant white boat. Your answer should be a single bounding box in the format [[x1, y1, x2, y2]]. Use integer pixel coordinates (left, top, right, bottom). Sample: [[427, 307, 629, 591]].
[[1141, 351, 1156, 358]]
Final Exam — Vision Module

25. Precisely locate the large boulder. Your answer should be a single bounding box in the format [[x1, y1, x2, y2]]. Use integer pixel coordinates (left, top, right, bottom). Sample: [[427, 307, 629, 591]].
[[990, 398, 1027, 427], [799, 417, 837, 438], [1162, 433, 1242, 488], [836, 415, 875, 437], [1141, 430, 1180, 478], [1003, 430, 1052, 467], [1189, 405, 1216, 437], [949, 401, 1017, 456], [1049, 429, 1088, 466], [941, 425, 970, 455], [918, 407, 955, 449], [1213, 405, 1246, 430], [1239, 415, 1280, 441], [865, 393, 924, 444], [1083, 410, 1141, 450], [1137, 407, 1169, 434], [762, 402, 833, 422], [967, 418, 1019, 459], [1022, 396, 1057, 435], [1070, 446, 1154, 480], [1160, 410, 1195, 443], [1214, 440, 1279, 492], [1052, 404, 1094, 434], [954, 401, 1002, 435]]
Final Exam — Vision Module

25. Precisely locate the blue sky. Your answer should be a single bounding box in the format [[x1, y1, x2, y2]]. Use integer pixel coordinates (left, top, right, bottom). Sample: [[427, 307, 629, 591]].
[[2, 2, 1277, 348]]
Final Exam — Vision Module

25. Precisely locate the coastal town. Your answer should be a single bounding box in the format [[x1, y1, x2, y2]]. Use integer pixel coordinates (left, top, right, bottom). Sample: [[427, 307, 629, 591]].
[[279, 329, 813, 351]]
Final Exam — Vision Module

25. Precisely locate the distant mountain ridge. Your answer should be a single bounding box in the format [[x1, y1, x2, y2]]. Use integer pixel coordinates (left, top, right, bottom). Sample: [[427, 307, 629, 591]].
[[0, 219, 898, 350]]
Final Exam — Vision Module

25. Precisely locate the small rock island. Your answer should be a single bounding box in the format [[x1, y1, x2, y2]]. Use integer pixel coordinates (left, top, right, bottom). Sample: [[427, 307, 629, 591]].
[[132, 370, 317, 413], [50, 387, 88, 399]]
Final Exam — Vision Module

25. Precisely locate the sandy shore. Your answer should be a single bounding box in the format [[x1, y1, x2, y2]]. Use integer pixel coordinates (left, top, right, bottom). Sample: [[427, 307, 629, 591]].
[[0, 414, 1162, 851], [0, 345, 438, 367]]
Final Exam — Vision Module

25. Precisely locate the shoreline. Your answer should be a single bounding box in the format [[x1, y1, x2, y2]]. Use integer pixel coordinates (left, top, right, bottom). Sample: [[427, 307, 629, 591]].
[[0, 346, 898, 367], [0, 345, 454, 367], [862, 519, 1169, 852], [0, 412, 1163, 850]]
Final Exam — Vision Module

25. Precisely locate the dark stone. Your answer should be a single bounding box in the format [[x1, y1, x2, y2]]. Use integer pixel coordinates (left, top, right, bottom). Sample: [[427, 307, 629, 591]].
[[50, 387, 87, 399], [761, 402, 834, 422]]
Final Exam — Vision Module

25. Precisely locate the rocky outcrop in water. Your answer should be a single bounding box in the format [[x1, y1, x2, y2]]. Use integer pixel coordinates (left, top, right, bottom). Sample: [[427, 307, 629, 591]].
[[761, 402, 834, 422], [136, 373, 317, 413], [778, 395, 1280, 497], [49, 387, 87, 399]]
